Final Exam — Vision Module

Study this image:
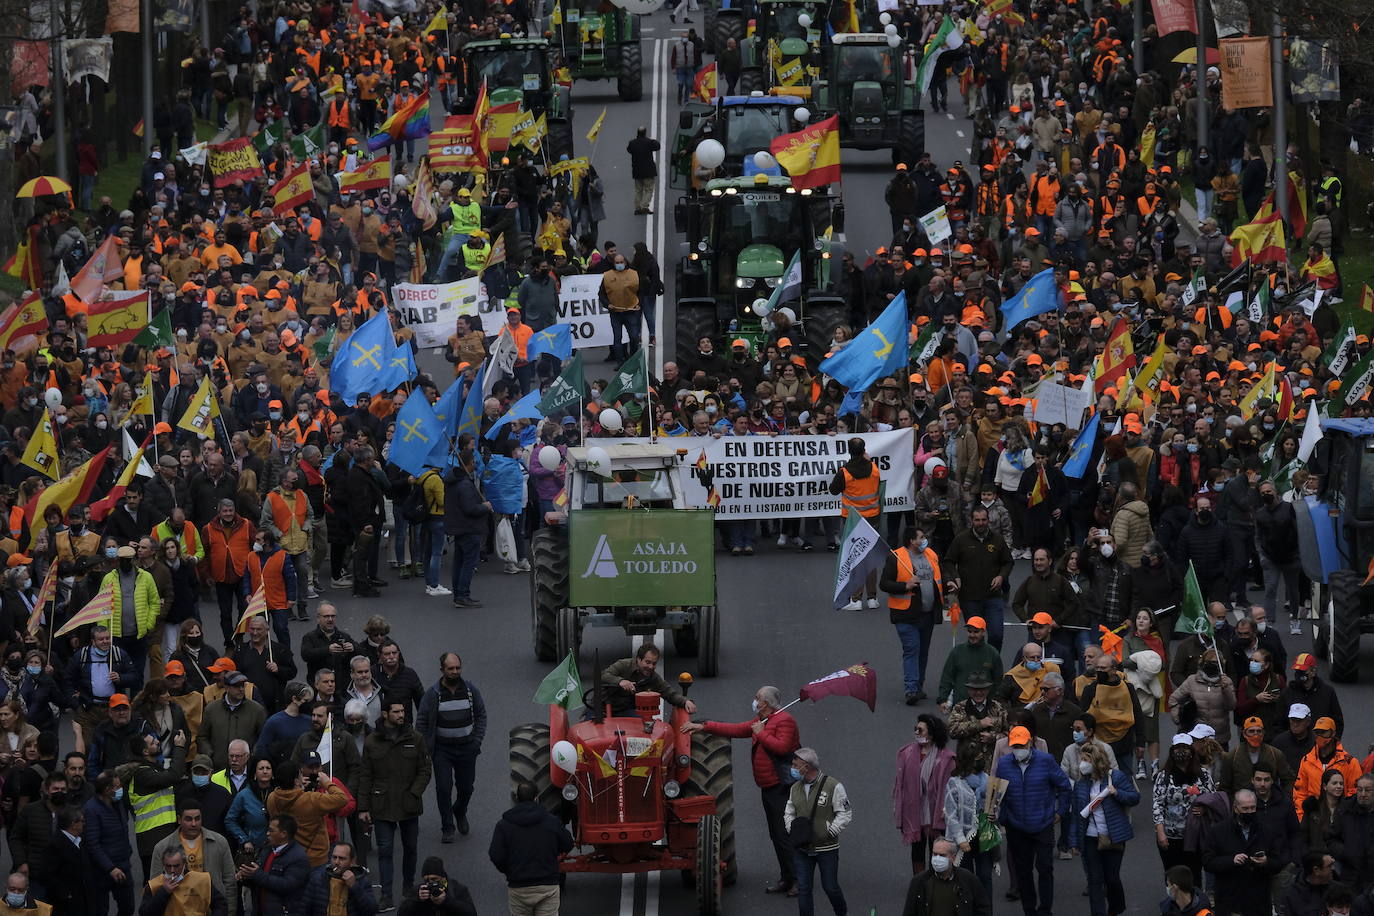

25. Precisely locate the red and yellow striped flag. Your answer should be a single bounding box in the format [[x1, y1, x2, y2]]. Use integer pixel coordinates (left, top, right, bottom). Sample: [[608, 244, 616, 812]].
[[26, 561, 57, 637], [1027, 466, 1048, 508], [234, 583, 269, 636], [55, 581, 115, 636]]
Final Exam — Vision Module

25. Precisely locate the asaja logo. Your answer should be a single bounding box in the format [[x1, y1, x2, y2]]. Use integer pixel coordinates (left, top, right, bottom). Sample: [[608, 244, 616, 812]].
[[580, 534, 618, 579], [580, 534, 700, 579]]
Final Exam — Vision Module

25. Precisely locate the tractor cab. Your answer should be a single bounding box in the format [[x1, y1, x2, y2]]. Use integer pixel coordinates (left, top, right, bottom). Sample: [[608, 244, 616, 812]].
[[669, 95, 806, 189], [809, 32, 924, 162], [463, 39, 556, 111]]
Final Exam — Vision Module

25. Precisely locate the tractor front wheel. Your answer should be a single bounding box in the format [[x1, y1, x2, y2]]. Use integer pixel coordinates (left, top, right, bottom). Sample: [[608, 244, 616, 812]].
[[618, 42, 643, 101], [803, 301, 847, 362], [557, 606, 582, 665], [531, 527, 569, 662], [695, 813, 723, 916], [1312, 584, 1330, 660], [896, 114, 925, 167], [676, 302, 718, 371], [684, 732, 737, 884], [673, 618, 700, 658], [697, 604, 720, 677], [1330, 568, 1363, 683], [509, 723, 560, 813], [548, 118, 576, 161]]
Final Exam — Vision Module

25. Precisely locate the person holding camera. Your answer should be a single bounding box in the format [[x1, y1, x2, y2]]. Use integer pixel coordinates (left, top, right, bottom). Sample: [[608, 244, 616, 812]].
[[396, 858, 475, 916], [488, 781, 573, 916], [264, 759, 348, 868], [297, 843, 376, 916], [358, 698, 432, 912], [299, 605, 357, 683]]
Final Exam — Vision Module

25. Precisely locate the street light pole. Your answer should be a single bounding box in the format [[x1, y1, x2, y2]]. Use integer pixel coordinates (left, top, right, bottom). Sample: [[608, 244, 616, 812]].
[[1271, 9, 1288, 225], [50, 0, 69, 181], [142, 0, 154, 155], [1194, 0, 1208, 151]]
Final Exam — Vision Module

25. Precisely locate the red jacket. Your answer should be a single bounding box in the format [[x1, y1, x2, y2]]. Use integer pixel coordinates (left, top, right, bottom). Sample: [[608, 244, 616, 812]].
[[702, 710, 800, 788]]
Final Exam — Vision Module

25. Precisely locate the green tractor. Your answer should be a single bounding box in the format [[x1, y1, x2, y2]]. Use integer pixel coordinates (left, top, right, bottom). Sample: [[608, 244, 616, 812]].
[[735, 0, 825, 93], [673, 174, 846, 365], [668, 94, 807, 189], [809, 32, 924, 165], [456, 36, 576, 161], [549, 0, 644, 101]]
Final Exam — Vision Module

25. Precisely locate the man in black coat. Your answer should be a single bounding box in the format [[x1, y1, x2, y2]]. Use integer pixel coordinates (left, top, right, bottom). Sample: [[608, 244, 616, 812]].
[[488, 781, 573, 915], [901, 836, 992, 916], [1202, 789, 1284, 915], [1277, 657, 1345, 739], [1329, 774, 1374, 893], [1282, 850, 1337, 916], [396, 856, 476, 916], [1172, 495, 1231, 604], [1256, 479, 1302, 634], [442, 445, 490, 608], [343, 446, 387, 598], [235, 815, 311, 916], [40, 806, 95, 916]]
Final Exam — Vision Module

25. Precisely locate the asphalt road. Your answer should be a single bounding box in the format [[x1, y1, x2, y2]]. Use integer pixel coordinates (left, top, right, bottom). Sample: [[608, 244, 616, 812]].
[[262, 15, 1252, 916]]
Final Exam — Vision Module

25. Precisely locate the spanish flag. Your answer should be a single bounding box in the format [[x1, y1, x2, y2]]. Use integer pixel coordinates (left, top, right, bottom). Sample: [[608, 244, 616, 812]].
[[1027, 465, 1048, 509], [1228, 211, 1286, 267], [70, 235, 125, 304], [3, 225, 42, 289], [1094, 316, 1136, 392], [271, 162, 315, 214], [178, 376, 221, 437], [132, 118, 144, 138], [88, 432, 153, 523], [25, 446, 114, 541], [692, 62, 716, 103], [339, 154, 393, 193], [20, 408, 60, 480], [0, 293, 50, 353], [768, 114, 842, 190], [86, 291, 150, 349], [1360, 283, 1374, 315]]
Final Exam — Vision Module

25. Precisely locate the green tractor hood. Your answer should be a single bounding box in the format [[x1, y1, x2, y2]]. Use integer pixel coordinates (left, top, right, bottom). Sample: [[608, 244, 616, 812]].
[[491, 86, 525, 106], [737, 243, 784, 278]]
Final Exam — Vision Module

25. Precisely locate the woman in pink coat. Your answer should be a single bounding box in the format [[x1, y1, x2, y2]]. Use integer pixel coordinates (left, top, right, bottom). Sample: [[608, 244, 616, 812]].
[[892, 712, 957, 872]]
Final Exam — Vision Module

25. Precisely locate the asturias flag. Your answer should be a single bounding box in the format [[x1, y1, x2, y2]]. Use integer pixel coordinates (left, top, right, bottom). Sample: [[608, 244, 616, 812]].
[[818, 291, 910, 393], [999, 267, 1060, 329], [769, 114, 842, 190]]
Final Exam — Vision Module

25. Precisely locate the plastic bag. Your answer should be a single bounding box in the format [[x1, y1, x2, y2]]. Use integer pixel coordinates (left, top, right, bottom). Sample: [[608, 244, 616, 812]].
[[976, 812, 1002, 851], [495, 517, 518, 562]]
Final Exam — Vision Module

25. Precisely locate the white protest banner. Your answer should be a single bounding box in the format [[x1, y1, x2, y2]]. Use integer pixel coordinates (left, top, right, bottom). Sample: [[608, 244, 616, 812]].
[[589, 429, 915, 519], [1032, 381, 1091, 428], [558, 273, 613, 349], [918, 205, 953, 244], [392, 278, 497, 346]]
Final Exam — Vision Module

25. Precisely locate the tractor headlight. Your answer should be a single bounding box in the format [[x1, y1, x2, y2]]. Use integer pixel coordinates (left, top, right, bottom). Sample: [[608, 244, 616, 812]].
[[697, 241, 709, 252], [663, 779, 682, 798], [801, 188, 813, 196], [736, 276, 754, 289], [562, 783, 580, 801], [725, 187, 738, 195], [763, 277, 780, 288], [677, 754, 691, 767]]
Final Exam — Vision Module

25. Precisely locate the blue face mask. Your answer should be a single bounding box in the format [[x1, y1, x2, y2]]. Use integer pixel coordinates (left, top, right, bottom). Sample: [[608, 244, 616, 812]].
[[25, 665, 40, 676], [191, 773, 210, 788], [1186, 443, 1199, 454], [6, 893, 25, 908], [1249, 660, 1263, 675], [105, 547, 118, 559], [1072, 730, 1087, 744], [113, 787, 124, 802], [789, 767, 802, 781], [917, 538, 929, 551], [1025, 660, 1042, 671]]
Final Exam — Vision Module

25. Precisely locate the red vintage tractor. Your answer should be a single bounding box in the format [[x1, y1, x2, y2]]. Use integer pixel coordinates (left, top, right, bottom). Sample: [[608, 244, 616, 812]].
[[510, 678, 736, 914]]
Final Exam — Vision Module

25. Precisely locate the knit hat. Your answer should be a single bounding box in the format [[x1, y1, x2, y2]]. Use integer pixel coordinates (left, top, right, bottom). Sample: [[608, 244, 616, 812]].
[[420, 856, 446, 877]]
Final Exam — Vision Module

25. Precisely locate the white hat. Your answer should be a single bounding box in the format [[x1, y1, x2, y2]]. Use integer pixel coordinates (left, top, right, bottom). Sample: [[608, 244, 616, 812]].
[[1288, 703, 1312, 719], [1171, 734, 1194, 747], [1188, 724, 1215, 740]]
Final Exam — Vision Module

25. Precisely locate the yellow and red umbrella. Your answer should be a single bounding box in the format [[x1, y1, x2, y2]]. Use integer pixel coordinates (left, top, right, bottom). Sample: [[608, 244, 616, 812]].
[[1172, 47, 1221, 65], [16, 176, 73, 198]]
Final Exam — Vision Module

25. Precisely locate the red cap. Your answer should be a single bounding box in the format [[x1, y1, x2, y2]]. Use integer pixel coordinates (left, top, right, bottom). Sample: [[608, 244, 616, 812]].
[[1292, 653, 1317, 672]]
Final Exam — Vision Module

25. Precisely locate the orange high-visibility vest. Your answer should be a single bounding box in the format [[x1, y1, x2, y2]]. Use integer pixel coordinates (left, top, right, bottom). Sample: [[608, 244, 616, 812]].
[[888, 547, 942, 611], [328, 98, 351, 129], [841, 464, 881, 519]]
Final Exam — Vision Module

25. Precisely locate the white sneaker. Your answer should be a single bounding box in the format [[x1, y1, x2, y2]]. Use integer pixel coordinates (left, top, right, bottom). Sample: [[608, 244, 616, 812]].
[[841, 599, 863, 611], [516, 558, 531, 572], [777, 534, 789, 548], [503, 562, 520, 574], [866, 597, 879, 609], [426, 585, 454, 597]]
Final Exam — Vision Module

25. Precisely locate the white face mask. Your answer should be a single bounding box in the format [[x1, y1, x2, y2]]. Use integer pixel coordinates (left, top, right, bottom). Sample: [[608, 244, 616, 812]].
[[1256, 620, 1267, 633], [1078, 759, 1094, 776], [1012, 747, 1030, 763], [929, 854, 951, 873], [1100, 543, 1115, 558]]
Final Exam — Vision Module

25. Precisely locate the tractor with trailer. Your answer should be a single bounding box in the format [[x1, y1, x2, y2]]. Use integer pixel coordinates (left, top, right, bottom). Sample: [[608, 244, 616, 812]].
[[808, 32, 924, 165], [1296, 417, 1374, 682], [668, 94, 808, 189], [547, 0, 643, 101], [510, 678, 736, 912], [529, 443, 721, 675], [454, 36, 576, 161], [673, 173, 846, 365]]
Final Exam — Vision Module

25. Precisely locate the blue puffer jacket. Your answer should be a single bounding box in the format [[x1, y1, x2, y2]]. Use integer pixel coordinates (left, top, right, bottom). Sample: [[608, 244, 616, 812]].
[[1067, 768, 1140, 847], [995, 749, 1071, 834], [83, 795, 133, 871]]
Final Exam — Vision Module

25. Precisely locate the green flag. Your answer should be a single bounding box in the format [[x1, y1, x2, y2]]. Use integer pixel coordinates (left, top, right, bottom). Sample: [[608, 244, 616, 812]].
[[915, 15, 961, 96], [291, 124, 326, 161], [311, 326, 337, 365], [1338, 346, 1374, 406], [1177, 561, 1211, 638], [537, 351, 585, 416], [253, 120, 284, 157], [1325, 322, 1357, 377], [1180, 268, 1205, 307], [601, 348, 646, 404], [910, 324, 941, 367], [132, 307, 175, 350], [532, 651, 583, 708]]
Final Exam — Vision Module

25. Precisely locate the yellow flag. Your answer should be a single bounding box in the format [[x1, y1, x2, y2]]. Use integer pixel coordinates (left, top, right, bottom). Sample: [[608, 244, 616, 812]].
[[129, 370, 155, 416], [585, 108, 606, 144], [551, 0, 561, 25], [20, 408, 60, 479], [177, 376, 221, 437], [1238, 364, 1275, 416], [424, 4, 447, 33], [484, 233, 508, 271], [1133, 335, 1169, 397]]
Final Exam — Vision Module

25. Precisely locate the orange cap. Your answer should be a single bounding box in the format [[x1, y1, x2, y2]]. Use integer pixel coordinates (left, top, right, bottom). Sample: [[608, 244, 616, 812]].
[[1029, 612, 1054, 626], [965, 616, 986, 630], [109, 694, 130, 708], [1008, 726, 1032, 746], [165, 661, 186, 676], [1315, 716, 1337, 733], [207, 657, 237, 673], [153, 422, 173, 435], [777, 338, 793, 348]]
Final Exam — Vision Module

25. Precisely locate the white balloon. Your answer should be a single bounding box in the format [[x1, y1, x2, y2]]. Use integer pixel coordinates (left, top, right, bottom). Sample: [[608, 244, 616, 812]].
[[695, 138, 726, 169], [887, 33, 902, 47], [43, 388, 62, 410], [879, 11, 891, 24], [586, 446, 612, 477], [552, 740, 578, 774], [753, 150, 775, 170], [794, 107, 811, 124], [796, 12, 811, 27], [537, 445, 562, 471], [600, 408, 623, 432], [884, 22, 897, 34], [752, 296, 772, 316]]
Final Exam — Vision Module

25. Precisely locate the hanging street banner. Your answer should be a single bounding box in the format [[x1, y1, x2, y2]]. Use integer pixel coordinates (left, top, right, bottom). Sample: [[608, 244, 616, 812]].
[[588, 430, 916, 519], [569, 510, 716, 606], [1289, 39, 1340, 103], [1219, 38, 1273, 110], [557, 273, 613, 349]]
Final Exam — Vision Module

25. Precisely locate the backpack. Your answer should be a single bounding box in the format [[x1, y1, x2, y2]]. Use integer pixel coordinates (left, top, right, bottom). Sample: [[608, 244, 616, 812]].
[[400, 473, 432, 524]]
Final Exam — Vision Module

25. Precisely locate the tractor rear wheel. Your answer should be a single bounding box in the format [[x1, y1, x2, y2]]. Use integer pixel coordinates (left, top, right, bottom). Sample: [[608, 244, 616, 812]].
[[618, 42, 643, 101], [696, 604, 720, 676], [1330, 568, 1363, 683], [530, 527, 569, 663], [695, 813, 723, 916], [803, 301, 848, 361], [684, 732, 736, 884], [676, 302, 719, 371], [704, 3, 718, 53], [712, 10, 743, 59], [737, 67, 764, 95], [556, 606, 581, 665], [508, 723, 560, 813], [896, 114, 925, 167], [673, 618, 700, 658], [548, 118, 576, 161], [1312, 584, 1330, 660]]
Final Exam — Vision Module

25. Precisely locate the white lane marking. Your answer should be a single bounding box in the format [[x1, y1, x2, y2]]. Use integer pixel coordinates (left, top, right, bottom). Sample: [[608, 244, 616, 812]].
[[645, 870, 660, 916], [956, 130, 965, 137], [652, 37, 668, 376], [946, 112, 954, 120], [619, 872, 635, 916]]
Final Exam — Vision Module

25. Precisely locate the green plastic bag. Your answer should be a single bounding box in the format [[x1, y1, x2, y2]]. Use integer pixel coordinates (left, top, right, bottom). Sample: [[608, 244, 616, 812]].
[[976, 812, 1002, 851]]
